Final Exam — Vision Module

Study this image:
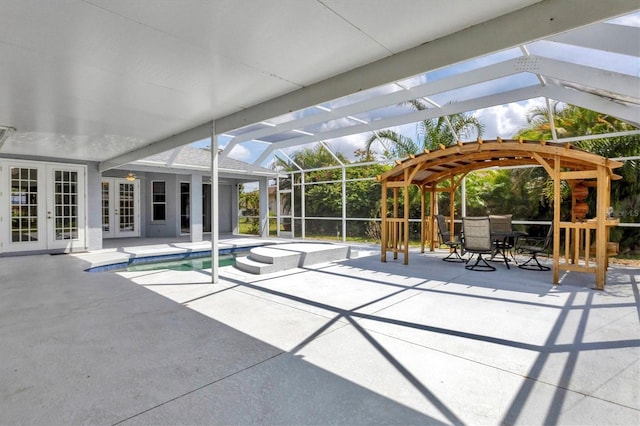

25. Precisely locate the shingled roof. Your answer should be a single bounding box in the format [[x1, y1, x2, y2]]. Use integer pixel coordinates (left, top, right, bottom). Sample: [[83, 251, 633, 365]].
[[131, 146, 278, 177]]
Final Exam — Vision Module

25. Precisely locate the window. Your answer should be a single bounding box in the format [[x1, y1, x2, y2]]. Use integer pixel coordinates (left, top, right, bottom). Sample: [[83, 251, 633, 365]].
[[152, 181, 166, 221]]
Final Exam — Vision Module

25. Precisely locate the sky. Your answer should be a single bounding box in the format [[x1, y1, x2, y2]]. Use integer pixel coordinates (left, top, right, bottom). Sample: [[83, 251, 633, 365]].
[[192, 11, 639, 168]]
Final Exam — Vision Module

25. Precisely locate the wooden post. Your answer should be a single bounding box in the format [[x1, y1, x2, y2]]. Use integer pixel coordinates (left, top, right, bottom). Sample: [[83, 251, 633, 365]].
[[393, 187, 399, 260], [403, 169, 410, 265], [553, 157, 561, 285], [420, 185, 425, 253], [595, 165, 608, 289], [429, 188, 438, 251], [381, 181, 387, 262], [449, 177, 455, 240]]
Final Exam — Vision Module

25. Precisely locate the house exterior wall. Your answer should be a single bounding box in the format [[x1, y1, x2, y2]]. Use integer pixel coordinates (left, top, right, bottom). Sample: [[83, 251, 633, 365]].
[[1, 156, 258, 255], [219, 183, 233, 233], [129, 171, 234, 238]]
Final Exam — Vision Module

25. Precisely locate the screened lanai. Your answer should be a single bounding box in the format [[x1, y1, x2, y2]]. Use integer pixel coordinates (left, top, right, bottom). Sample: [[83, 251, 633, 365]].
[[1, 4, 639, 423], [0, 1, 638, 284]]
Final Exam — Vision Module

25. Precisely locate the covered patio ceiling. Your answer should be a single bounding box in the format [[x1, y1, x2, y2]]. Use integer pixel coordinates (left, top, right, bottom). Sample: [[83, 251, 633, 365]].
[[0, 1, 638, 171]]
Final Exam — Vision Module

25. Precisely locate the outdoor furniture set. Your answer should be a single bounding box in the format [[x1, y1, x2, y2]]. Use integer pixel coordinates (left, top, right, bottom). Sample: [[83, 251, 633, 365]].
[[436, 214, 552, 272]]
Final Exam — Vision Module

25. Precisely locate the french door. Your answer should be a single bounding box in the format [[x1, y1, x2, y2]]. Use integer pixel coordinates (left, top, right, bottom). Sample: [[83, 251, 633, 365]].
[[0, 160, 86, 253], [102, 178, 140, 238]]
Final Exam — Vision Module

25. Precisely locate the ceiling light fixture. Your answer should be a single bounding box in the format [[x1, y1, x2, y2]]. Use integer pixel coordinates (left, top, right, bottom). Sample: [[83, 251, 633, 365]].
[[0, 125, 16, 150], [125, 172, 136, 181]]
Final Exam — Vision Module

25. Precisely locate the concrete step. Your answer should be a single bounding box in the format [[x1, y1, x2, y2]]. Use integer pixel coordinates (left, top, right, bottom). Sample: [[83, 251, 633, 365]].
[[234, 243, 350, 275], [235, 256, 281, 274], [249, 246, 300, 269]]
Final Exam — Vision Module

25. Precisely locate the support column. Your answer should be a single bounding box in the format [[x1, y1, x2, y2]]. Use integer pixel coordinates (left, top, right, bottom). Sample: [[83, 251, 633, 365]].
[[381, 181, 387, 262], [420, 185, 425, 253], [595, 166, 608, 289], [461, 176, 467, 218], [211, 124, 219, 284], [403, 180, 410, 265], [300, 172, 305, 239], [341, 166, 347, 242], [189, 174, 203, 242], [553, 157, 561, 285], [259, 176, 269, 237], [276, 176, 281, 237]]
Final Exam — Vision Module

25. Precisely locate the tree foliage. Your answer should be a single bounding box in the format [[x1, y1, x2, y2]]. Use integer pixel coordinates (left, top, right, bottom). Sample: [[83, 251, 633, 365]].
[[365, 100, 484, 159]]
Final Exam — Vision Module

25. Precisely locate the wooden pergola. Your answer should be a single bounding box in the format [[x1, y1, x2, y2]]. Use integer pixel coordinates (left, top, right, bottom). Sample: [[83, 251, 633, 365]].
[[376, 138, 622, 290]]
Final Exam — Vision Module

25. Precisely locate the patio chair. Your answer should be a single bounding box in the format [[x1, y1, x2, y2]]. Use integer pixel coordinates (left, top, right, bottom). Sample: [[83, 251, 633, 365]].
[[489, 214, 513, 269], [462, 217, 496, 271], [516, 222, 553, 271], [436, 214, 464, 262]]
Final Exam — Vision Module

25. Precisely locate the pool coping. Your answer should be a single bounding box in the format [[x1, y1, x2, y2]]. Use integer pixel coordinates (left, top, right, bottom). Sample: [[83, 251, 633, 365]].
[[75, 238, 285, 272]]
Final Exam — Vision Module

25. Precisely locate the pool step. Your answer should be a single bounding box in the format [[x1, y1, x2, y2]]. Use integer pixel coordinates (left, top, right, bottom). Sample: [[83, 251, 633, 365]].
[[235, 243, 350, 275]]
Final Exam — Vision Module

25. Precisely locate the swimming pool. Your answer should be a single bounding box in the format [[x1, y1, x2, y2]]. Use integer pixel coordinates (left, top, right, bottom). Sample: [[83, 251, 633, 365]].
[[122, 251, 247, 272], [85, 246, 255, 273]]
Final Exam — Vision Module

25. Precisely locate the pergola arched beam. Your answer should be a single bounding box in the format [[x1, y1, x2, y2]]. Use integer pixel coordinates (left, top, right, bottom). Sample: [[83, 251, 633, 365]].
[[416, 158, 540, 186], [383, 140, 622, 178]]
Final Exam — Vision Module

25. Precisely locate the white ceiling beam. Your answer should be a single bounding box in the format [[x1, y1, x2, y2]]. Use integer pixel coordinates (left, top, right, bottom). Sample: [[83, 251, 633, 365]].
[[165, 146, 186, 168], [99, 122, 213, 172], [530, 56, 639, 99], [541, 83, 640, 127], [251, 85, 546, 167], [252, 75, 639, 168], [224, 52, 638, 161], [320, 141, 345, 166], [221, 57, 528, 159], [215, 0, 639, 134], [549, 22, 640, 58]]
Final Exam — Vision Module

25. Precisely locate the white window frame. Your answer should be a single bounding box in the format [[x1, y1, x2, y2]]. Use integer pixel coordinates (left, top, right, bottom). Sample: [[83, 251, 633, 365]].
[[151, 180, 167, 222]]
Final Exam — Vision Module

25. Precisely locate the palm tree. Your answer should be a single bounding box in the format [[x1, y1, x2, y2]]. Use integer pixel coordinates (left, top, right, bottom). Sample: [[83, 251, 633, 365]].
[[516, 102, 640, 249], [365, 99, 485, 159], [517, 101, 632, 140]]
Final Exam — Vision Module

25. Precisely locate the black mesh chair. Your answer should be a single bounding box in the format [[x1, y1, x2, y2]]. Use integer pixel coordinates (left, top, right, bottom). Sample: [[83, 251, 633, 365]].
[[516, 223, 553, 271], [462, 217, 496, 271], [436, 214, 464, 262], [489, 214, 513, 269]]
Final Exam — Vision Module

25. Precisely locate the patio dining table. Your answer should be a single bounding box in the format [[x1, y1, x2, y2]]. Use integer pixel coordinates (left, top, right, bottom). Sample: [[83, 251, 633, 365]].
[[490, 230, 528, 269]]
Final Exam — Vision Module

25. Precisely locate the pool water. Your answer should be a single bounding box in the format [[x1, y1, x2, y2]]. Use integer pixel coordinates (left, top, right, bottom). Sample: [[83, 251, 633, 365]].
[[123, 252, 245, 272]]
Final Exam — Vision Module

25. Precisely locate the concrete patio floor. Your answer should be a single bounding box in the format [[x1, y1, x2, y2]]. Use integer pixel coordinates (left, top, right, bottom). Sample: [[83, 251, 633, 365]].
[[1, 239, 638, 425]]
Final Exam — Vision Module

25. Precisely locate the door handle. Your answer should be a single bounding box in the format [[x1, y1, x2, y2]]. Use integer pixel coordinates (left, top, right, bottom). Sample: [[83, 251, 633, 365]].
[[47, 211, 52, 219]]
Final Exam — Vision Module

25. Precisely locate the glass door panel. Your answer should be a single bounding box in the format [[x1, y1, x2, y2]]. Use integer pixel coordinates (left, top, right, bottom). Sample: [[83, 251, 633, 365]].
[[102, 178, 139, 238], [52, 170, 79, 241], [102, 181, 112, 237], [10, 166, 42, 245], [47, 165, 85, 250], [118, 182, 135, 233], [1, 160, 85, 253]]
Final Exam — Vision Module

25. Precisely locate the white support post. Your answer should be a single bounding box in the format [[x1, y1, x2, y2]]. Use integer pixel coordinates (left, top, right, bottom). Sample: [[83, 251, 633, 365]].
[[259, 177, 269, 237], [211, 124, 219, 284], [290, 171, 295, 239], [341, 165, 347, 242], [190, 174, 203, 242], [276, 176, 281, 237], [301, 171, 306, 239]]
